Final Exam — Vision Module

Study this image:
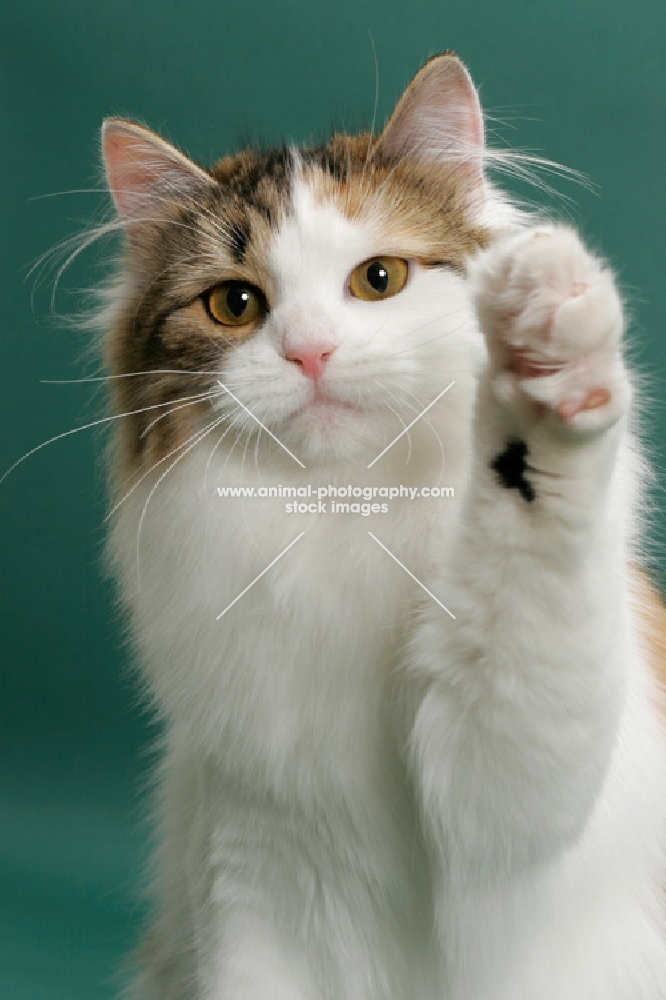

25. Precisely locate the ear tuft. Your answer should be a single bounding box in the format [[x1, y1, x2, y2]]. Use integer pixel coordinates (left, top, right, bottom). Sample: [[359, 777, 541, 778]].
[[376, 53, 484, 170], [101, 119, 213, 223]]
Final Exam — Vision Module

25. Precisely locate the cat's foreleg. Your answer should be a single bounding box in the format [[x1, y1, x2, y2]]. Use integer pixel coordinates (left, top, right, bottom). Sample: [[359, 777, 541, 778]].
[[132, 764, 317, 1000], [193, 916, 314, 1000], [408, 225, 633, 882]]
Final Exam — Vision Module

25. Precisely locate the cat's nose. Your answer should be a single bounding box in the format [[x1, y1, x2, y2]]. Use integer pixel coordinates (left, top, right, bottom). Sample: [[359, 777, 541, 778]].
[[285, 344, 337, 381]]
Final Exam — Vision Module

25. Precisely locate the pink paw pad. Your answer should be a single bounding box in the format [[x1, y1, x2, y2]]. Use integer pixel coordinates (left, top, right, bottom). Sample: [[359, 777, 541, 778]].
[[473, 224, 628, 433]]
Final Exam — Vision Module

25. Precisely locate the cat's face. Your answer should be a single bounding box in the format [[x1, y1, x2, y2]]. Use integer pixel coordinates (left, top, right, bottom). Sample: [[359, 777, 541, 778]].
[[103, 54, 491, 472]]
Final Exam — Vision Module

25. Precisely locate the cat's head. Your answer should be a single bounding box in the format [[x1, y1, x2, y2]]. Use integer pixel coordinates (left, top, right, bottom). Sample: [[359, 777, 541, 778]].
[[102, 53, 497, 473]]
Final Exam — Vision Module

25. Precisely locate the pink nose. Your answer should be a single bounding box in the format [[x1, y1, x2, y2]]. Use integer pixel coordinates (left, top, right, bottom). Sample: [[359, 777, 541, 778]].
[[285, 344, 336, 381]]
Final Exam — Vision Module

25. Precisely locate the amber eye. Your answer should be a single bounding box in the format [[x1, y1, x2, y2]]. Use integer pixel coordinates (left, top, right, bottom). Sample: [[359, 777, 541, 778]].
[[348, 257, 409, 301], [206, 281, 266, 329]]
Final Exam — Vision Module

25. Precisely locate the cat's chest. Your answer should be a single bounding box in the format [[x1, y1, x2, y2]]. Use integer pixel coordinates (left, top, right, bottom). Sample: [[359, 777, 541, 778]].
[[113, 436, 466, 790], [213, 490, 443, 652]]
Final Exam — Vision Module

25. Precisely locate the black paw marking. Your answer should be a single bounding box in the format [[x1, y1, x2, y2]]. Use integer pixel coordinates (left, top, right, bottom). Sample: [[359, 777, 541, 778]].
[[490, 439, 536, 503]]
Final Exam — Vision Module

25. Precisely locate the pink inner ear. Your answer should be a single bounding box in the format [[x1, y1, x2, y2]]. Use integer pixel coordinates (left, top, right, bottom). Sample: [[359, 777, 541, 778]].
[[103, 129, 156, 221], [102, 120, 211, 223], [379, 55, 484, 167]]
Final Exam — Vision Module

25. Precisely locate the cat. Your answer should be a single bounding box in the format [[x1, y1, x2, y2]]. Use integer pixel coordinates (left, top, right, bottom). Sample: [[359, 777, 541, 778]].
[[98, 53, 666, 998]]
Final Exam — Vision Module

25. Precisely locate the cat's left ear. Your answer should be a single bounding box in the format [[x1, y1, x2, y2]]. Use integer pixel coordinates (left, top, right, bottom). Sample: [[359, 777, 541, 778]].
[[102, 118, 215, 225], [376, 53, 484, 188]]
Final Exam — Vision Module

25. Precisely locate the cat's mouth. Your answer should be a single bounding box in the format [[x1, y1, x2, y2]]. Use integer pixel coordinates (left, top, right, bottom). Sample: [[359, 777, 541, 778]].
[[294, 387, 360, 417]]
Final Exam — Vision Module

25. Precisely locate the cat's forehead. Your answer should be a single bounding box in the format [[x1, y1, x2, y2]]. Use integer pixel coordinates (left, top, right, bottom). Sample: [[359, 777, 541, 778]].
[[210, 145, 293, 236], [208, 133, 373, 219], [267, 170, 372, 295], [206, 136, 373, 274], [205, 134, 488, 284]]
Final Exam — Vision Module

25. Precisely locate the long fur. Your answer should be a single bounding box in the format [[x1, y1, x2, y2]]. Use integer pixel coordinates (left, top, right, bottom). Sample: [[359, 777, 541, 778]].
[[91, 54, 666, 999]]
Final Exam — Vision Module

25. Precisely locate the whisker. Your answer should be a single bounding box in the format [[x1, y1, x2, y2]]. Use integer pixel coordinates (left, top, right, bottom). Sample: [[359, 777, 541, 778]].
[[357, 32, 380, 202], [220, 415, 253, 474], [27, 188, 109, 201], [383, 379, 448, 483], [41, 370, 225, 384], [253, 426, 264, 484], [0, 394, 221, 486], [135, 414, 227, 588], [26, 187, 229, 231], [28, 213, 221, 315], [27, 184, 239, 320], [374, 383, 412, 466], [202, 419, 239, 605], [373, 378, 419, 416], [139, 389, 216, 439], [109, 409, 225, 521], [203, 421, 237, 492], [355, 304, 472, 360], [237, 424, 267, 558], [392, 313, 473, 358]]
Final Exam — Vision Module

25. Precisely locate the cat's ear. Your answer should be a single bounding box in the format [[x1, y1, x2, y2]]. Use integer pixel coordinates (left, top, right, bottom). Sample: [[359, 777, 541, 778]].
[[101, 119, 214, 224], [376, 53, 484, 177]]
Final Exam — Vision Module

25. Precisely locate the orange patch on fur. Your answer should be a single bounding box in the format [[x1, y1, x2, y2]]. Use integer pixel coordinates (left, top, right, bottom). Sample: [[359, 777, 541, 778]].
[[630, 565, 666, 714], [302, 134, 489, 269]]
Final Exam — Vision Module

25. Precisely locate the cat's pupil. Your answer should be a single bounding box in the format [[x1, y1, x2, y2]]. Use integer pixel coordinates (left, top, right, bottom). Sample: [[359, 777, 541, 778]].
[[367, 261, 389, 294], [227, 286, 250, 317]]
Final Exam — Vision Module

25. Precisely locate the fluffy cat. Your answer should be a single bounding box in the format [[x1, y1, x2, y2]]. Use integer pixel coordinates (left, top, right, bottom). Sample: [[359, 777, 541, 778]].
[[99, 53, 666, 998]]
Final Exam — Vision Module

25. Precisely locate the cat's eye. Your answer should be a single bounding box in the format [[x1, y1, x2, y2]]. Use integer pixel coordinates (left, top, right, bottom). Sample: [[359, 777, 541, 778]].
[[348, 257, 409, 302], [206, 281, 266, 330]]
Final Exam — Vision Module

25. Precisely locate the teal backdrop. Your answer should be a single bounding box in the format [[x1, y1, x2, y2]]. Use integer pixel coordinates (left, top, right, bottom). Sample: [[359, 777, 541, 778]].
[[1, 1, 665, 996]]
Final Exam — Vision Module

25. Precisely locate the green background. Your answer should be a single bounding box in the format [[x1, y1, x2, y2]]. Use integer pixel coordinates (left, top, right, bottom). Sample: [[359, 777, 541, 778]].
[[1, 1, 665, 995]]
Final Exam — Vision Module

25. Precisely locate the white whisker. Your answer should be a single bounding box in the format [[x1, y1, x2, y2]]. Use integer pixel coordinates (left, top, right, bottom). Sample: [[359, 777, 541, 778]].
[[135, 415, 227, 588], [203, 421, 237, 493], [140, 389, 216, 439], [41, 370, 222, 384], [374, 382, 413, 466], [383, 379, 448, 484], [0, 394, 219, 486], [109, 409, 225, 521]]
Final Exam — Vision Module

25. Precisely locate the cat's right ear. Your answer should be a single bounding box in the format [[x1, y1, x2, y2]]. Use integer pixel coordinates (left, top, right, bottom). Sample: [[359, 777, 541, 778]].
[[101, 119, 214, 225]]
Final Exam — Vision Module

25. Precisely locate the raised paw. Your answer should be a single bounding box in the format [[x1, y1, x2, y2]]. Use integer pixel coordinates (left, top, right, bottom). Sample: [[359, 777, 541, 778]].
[[470, 226, 630, 434]]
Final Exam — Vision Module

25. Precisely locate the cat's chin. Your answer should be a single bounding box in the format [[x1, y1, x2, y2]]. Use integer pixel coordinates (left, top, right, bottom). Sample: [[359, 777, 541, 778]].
[[286, 402, 382, 466]]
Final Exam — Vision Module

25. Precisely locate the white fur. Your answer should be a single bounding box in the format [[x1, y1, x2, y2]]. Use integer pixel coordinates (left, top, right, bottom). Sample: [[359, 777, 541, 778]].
[[111, 176, 666, 998]]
